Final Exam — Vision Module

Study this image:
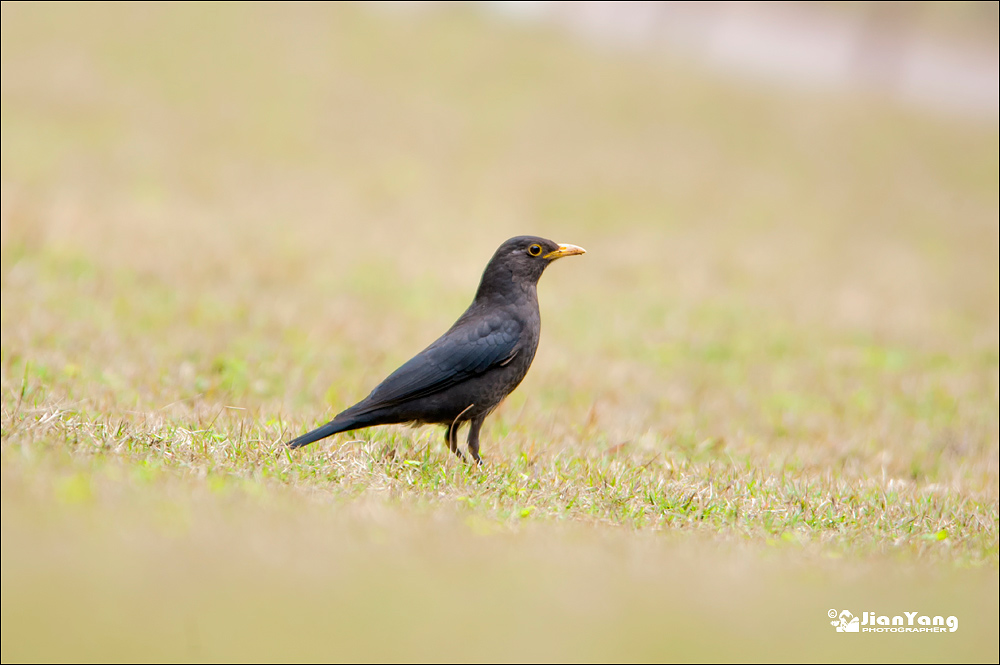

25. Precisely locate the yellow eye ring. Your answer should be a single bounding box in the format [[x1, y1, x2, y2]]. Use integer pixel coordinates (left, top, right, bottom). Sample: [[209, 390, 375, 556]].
[[528, 244, 542, 257]]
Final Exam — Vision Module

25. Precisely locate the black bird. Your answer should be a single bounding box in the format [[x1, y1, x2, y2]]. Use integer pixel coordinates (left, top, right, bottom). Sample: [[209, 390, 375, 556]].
[[285, 236, 585, 463]]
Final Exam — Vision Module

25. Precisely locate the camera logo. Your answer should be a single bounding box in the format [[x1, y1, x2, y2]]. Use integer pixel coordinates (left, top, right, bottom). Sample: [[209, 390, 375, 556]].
[[830, 609, 860, 632], [827, 609, 958, 633]]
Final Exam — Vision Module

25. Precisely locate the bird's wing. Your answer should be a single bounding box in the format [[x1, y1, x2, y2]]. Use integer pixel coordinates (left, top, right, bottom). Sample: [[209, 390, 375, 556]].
[[357, 315, 522, 410]]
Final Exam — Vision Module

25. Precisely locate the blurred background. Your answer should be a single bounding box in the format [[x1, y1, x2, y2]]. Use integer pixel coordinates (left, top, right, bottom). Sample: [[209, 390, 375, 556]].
[[1, 2, 997, 661], [491, 1, 999, 117], [2, 1, 996, 444]]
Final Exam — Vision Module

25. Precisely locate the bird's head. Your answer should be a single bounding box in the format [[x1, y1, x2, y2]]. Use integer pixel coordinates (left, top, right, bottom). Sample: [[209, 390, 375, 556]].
[[475, 236, 586, 300]]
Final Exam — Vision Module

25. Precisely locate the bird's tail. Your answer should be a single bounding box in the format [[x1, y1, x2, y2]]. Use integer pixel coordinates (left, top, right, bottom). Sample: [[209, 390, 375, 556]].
[[285, 413, 366, 450]]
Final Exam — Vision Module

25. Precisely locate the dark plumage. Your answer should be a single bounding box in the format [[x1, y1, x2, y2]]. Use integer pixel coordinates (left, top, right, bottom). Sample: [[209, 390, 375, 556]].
[[285, 235, 585, 463]]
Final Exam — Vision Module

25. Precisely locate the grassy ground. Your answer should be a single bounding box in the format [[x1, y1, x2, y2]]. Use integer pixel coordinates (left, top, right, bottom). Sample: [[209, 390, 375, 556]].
[[2, 3, 997, 661]]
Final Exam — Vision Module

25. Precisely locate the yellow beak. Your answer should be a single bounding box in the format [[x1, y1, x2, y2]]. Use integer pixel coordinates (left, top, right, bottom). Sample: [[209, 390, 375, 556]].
[[543, 243, 587, 260]]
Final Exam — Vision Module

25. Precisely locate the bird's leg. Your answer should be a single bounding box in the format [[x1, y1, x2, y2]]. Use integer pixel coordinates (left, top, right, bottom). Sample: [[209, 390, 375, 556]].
[[447, 404, 476, 464], [445, 422, 466, 462], [467, 416, 485, 466]]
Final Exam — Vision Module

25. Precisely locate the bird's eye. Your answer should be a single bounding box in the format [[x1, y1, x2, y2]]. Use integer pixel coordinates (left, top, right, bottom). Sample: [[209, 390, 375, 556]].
[[528, 244, 542, 257]]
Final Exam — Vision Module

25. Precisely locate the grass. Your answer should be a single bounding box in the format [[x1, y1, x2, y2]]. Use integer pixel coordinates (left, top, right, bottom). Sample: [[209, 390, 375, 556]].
[[2, 2, 998, 661]]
